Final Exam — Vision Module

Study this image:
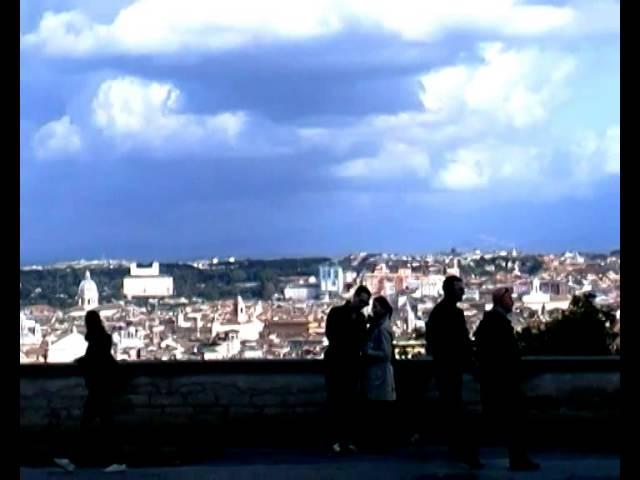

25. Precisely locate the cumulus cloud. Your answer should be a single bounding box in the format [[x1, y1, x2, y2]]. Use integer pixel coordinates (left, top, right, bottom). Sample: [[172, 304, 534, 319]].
[[604, 125, 620, 174], [299, 38, 618, 198], [22, 1, 619, 205], [435, 143, 543, 190], [91, 76, 247, 147], [570, 125, 620, 178], [33, 115, 83, 159], [21, 0, 578, 57], [333, 141, 430, 179], [420, 42, 576, 128]]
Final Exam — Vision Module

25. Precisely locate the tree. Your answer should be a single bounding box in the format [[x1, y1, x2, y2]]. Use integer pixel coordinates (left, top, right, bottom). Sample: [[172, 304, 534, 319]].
[[517, 294, 616, 355], [522, 256, 543, 276], [261, 281, 277, 300], [230, 269, 247, 283]]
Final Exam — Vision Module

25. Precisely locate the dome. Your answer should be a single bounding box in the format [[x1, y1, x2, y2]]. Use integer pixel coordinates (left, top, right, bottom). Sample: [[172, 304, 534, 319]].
[[78, 270, 98, 297], [78, 270, 99, 310]]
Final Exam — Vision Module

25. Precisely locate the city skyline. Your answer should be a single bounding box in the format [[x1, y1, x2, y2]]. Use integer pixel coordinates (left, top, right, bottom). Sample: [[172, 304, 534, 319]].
[[20, 247, 619, 269], [21, 1, 620, 264]]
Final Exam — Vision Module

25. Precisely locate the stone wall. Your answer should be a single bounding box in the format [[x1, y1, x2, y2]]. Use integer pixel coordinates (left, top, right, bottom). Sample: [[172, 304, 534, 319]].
[[20, 358, 619, 450]]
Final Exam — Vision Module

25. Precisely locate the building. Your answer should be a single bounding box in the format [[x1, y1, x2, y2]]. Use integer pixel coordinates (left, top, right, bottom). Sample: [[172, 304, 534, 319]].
[[419, 275, 445, 298], [113, 325, 146, 351], [319, 263, 344, 296], [521, 278, 571, 314], [123, 262, 174, 299], [77, 270, 99, 310], [199, 331, 241, 360], [47, 328, 88, 363], [283, 284, 320, 301], [20, 312, 42, 346], [210, 296, 264, 342], [445, 258, 461, 277]]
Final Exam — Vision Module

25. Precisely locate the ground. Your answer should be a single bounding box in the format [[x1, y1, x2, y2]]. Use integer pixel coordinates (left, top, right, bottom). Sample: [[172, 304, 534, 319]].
[[20, 447, 620, 479]]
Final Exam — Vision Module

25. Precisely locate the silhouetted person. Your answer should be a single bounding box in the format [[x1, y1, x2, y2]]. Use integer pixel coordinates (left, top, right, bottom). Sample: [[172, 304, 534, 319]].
[[362, 296, 396, 452], [324, 285, 371, 454], [474, 287, 540, 472], [54, 311, 127, 473], [424, 275, 482, 469]]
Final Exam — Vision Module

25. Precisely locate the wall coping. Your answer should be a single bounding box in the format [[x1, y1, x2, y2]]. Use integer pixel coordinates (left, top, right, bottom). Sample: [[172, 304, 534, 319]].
[[19, 356, 620, 378]]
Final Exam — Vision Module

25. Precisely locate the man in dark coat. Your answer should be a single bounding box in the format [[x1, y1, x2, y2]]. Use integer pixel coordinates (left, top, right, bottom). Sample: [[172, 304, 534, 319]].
[[474, 286, 540, 472], [324, 285, 371, 453], [425, 275, 483, 469]]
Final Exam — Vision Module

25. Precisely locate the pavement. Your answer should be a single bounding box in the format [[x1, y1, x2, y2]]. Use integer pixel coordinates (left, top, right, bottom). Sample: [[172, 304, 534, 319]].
[[20, 447, 620, 479]]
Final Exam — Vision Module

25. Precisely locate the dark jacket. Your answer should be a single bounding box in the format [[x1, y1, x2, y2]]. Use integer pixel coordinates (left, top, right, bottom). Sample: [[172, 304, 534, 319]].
[[425, 299, 473, 375], [324, 301, 367, 368], [77, 331, 122, 394], [474, 307, 521, 388]]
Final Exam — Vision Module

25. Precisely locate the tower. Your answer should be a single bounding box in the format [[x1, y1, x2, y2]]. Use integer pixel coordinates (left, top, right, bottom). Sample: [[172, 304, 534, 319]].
[[319, 263, 344, 296], [236, 295, 248, 323]]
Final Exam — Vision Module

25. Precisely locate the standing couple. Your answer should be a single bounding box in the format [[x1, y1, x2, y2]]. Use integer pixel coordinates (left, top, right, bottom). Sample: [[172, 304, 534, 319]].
[[323, 286, 396, 454]]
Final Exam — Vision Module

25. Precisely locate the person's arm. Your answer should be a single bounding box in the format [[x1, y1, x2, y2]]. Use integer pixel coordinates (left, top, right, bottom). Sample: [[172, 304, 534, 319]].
[[460, 311, 473, 370], [424, 309, 436, 357], [325, 308, 343, 354]]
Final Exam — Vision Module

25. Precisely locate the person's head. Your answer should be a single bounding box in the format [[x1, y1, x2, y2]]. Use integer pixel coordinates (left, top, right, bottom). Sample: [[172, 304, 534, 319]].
[[352, 285, 372, 311], [372, 295, 393, 320], [442, 275, 464, 303], [84, 310, 105, 337], [492, 286, 514, 314]]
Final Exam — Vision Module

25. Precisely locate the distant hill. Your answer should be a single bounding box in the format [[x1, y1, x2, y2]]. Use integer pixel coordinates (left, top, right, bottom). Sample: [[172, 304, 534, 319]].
[[20, 257, 331, 308]]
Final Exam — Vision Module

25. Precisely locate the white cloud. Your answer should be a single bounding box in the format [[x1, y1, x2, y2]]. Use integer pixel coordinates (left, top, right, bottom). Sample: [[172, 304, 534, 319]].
[[296, 37, 617, 199], [22, 0, 577, 57], [420, 43, 576, 128], [333, 141, 430, 178], [570, 125, 620, 178], [91, 76, 246, 146], [33, 115, 83, 159], [436, 142, 542, 190], [604, 125, 620, 174], [563, 0, 620, 36], [353, 0, 574, 40]]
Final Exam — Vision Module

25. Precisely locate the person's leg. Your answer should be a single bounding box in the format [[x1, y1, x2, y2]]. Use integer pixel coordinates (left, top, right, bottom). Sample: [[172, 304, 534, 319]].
[[437, 376, 482, 469], [373, 401, 396, 453], [79, 394, 101, 465], [505, 387, 539, 470], [326, 369, 348, 450], [97, 394, 128, 471], [343, 370, 360, 450], [436, 374, 464, 455]]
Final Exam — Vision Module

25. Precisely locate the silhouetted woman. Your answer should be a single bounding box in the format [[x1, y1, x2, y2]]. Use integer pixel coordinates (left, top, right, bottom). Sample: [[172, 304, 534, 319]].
[[54, 311, 127, 473], [362, 296, 396, 451]]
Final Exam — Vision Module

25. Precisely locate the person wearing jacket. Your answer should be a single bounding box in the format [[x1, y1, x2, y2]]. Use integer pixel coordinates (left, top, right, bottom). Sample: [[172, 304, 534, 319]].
[[54, 311, 127, 473], [474, 286, 540, 472], [424, 275, 483, 469], [324, 285, 371, 454]]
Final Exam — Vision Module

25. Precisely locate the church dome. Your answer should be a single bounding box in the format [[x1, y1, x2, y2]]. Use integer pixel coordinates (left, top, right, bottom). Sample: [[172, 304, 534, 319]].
[[78, 270, 99, 309]]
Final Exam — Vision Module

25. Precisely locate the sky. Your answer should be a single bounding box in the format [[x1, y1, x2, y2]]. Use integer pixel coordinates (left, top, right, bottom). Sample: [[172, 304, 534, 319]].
[[20, 0, 620, 264]]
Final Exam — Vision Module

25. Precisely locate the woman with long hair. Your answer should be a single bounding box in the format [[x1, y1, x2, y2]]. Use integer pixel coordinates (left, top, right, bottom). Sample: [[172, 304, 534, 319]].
[[54, 311, 127, 473]]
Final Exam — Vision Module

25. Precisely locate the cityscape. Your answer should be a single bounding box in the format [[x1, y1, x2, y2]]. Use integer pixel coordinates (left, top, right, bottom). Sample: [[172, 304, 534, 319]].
[[20, 248, 620, 363], [20, 1, 620, 478]]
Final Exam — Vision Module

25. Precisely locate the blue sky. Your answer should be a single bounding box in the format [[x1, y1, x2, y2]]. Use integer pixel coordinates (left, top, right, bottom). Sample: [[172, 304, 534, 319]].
[[20, 0, 619, 264]]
